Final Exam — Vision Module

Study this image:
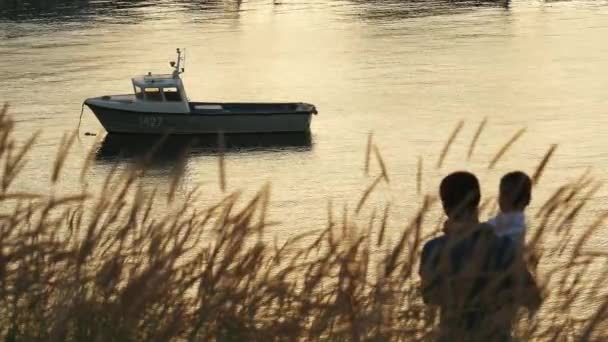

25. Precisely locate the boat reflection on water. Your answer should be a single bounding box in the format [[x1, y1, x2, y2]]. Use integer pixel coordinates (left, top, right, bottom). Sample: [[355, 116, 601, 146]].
[[95, 132, 313, 163]]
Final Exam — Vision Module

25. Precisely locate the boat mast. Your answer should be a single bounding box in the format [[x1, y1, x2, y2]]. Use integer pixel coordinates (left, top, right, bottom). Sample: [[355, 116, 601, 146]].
[[171, 48, 186, 78]]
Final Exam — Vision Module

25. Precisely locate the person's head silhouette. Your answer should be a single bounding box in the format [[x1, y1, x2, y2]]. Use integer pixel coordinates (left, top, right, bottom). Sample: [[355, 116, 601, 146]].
[[498, 171, 532, 213], [439, 171, 481, 222]]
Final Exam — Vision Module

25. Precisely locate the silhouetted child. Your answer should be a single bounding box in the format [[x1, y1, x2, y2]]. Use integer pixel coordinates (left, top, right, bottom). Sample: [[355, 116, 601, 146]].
[[487, 171, 532, 245], [420, 171, 541, 341]]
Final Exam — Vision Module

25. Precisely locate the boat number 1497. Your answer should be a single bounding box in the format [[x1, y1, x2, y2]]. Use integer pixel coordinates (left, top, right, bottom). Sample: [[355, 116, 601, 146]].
[[139, 115, 163, 129]]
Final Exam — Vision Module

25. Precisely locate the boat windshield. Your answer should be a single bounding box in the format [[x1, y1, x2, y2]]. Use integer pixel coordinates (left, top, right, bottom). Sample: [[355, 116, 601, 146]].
[[144, 87, 162, 102], [133, 84, 182, 102], [163, 87, 182, 102], [134, 86, 143, 99]]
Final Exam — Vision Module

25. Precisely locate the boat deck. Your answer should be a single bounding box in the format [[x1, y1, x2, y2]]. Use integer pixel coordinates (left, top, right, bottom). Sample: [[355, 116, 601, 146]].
[[189, 102, 312, 115]]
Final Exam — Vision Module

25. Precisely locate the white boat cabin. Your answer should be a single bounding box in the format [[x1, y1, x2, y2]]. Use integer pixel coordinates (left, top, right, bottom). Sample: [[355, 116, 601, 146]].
[[86, 49, 191, 114], [129, 72, 190, 113]]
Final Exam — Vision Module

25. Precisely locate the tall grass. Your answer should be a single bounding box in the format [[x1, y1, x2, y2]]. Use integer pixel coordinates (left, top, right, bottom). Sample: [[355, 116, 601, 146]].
[[0, 105, 607, 341]]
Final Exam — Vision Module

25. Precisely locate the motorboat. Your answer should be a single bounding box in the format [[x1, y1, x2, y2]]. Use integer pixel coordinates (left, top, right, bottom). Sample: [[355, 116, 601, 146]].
[[84, 49, 317, 134]]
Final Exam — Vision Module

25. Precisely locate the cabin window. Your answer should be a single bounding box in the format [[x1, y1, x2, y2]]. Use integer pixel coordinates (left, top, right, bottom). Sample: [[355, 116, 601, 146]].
[[144, 88, 162, 102], [134, 86, 143, 100], [163, 87, 182, 102]]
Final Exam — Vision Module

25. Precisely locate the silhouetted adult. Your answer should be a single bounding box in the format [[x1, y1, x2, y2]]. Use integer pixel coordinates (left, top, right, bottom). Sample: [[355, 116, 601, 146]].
[[419, 171, 541, 342]]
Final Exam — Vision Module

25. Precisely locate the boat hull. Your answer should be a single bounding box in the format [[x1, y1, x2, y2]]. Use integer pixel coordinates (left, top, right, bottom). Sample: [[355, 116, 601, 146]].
[[85, 103, 314, 134]]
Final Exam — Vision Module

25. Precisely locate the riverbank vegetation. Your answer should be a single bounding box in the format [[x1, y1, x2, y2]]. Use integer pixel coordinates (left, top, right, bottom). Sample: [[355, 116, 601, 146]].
[[0, 104, 606, 341]]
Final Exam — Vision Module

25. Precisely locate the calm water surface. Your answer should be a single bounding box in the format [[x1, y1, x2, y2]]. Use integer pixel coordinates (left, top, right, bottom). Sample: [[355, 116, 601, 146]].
[[2, 0, 608, 267]]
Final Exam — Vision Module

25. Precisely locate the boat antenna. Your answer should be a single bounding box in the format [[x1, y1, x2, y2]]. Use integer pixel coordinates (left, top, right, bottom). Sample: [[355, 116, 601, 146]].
[[171, 48, 186, 77]]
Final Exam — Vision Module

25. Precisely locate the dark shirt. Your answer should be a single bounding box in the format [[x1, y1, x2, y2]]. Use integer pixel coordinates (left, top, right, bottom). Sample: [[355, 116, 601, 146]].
[[419, 223, 536, 341]]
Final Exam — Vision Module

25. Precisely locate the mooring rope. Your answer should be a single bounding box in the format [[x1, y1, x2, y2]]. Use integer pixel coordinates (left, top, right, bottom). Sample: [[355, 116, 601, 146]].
[[77, 102, 86, 134]]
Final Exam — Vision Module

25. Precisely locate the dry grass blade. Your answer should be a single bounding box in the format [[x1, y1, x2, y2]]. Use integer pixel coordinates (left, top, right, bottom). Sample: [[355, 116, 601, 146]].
[[218, 131, 226, 192], [467, 117, 487, 160], [355, 174, 383, 214], [140, 134, 170, 168], [326, 199, 335, 232], [535, 184, 569, 218], [0, 103, 8, 117], [52, 130, 78, 183], [572, 210, 608, 259], [2, 131, 39, 192], [532, 144, 557, 186], [366, 207, 377, 238], [0, 192, 42, 201], [479, 196, 496, 216], [437, 120, 464, 168], [373, 145, 390, 183], [80, 133, 103, 183], [416, 156, 422, 195], [256, 182, 271, 232], [341, 203, 349, 237], [578, 297, 608, 340], [384, 198, 431, 277], [488, 127, 526, 169], [377, 203, 390, 247], [364, 132, 373, 176], [168, 143, 190, 203], [401, 195, 434, 278]]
